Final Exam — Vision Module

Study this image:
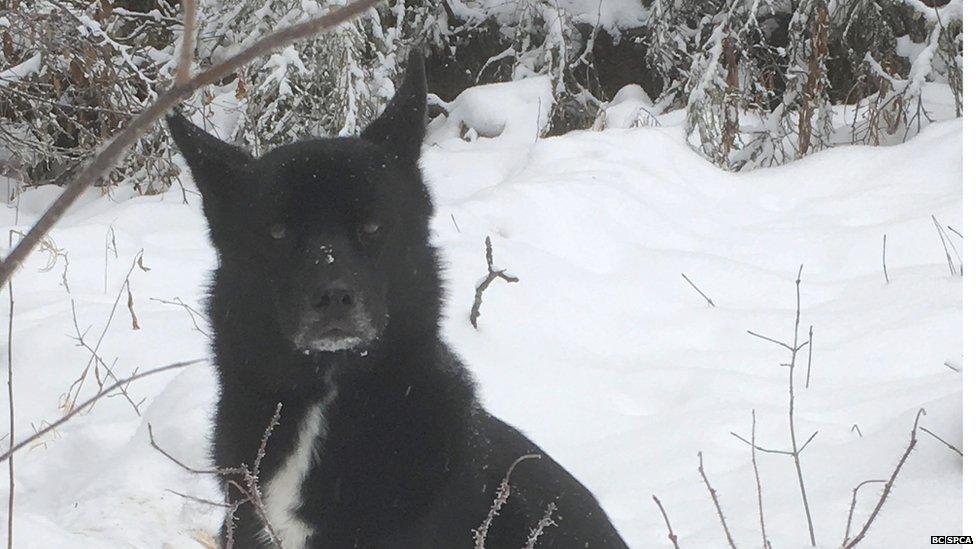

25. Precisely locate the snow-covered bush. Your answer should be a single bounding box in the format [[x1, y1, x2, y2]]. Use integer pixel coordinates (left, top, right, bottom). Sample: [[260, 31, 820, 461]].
[[0, 0, 182, 193]]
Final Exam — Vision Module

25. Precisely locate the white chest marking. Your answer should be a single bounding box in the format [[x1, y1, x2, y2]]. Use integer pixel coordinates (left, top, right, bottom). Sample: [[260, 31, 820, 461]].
[[261, 393, 334, 548]]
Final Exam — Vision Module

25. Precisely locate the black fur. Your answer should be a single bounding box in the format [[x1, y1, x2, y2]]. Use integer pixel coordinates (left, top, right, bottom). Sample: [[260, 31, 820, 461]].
[[168, 51, 629, 549]]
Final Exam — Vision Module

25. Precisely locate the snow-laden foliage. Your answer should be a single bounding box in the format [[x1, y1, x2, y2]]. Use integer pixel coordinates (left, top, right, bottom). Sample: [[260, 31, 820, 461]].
[[0, 0, 965, 190]]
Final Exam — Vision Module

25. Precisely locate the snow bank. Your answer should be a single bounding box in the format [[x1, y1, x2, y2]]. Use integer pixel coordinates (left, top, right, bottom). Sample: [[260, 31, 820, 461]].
[[0, 111, 961, 547], [427, 76, 554, 145]]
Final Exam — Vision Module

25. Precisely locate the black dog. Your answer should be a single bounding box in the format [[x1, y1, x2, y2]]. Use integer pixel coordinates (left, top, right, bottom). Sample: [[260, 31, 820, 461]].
[[167, 52, 629, 549]]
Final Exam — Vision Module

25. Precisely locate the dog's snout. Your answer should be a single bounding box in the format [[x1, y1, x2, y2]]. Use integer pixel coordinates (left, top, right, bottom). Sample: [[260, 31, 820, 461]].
[[316, 286, 355, 309]]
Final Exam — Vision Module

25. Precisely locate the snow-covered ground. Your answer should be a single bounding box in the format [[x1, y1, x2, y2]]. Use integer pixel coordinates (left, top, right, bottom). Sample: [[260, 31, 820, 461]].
[[0, 110, 962, 547]]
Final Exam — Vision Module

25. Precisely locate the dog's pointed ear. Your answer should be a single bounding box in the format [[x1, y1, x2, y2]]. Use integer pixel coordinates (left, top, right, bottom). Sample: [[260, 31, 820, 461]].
[[361, 50, 427, 163], [166, 111, 253, 198]]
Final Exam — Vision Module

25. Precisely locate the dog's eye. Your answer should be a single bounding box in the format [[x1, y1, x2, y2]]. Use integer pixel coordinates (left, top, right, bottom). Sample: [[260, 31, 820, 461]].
[[361, 222, 381, 236], [269, 224, 287, 240]]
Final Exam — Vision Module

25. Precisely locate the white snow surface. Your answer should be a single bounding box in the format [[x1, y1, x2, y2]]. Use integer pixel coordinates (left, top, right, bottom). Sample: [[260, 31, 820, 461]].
[[0, 112, 962, 548]]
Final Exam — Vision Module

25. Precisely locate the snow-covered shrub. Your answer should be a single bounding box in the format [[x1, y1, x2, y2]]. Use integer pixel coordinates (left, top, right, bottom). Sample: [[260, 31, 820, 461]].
[[0, 0, 182, 193]]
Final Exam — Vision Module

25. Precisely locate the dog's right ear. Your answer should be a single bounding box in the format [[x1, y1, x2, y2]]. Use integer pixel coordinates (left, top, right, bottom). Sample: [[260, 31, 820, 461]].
[[166, 112, 253, 200]]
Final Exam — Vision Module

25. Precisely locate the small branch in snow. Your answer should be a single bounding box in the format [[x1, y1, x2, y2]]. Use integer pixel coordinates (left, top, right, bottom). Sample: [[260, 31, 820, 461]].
[[748, 411, 771, 549], [697, 451, 737, 549], [943, 360, 961, 373], [0, 359, 200, 464], [931, 215, 961, 276], [681, 273, 716, 307], [919, 426, 962, 457], [841, 480, 886, 546], [474, 454, 540, 549], [150, 297, 211, 338], [741, 266, 818, 546], [842, 408, 925, 548], [805, 325, 814, 389], [470, 236, 519, 329], [652, 494, 681, 549], [882, 234, 890, 285], [149, 402, 285, 549], [851, 424, 863, 438], [946, 226, 963, 240]]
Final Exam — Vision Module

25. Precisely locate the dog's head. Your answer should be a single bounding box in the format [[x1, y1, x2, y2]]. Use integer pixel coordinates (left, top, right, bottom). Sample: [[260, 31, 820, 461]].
[[169, 52, 437, 355]]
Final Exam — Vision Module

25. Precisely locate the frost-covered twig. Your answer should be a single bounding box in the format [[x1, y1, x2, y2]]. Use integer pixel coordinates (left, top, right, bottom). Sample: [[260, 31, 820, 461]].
[[523, 502, 557, 549], [149, 402, 284, 549], [470, 236, 519, 329], [0, 359, 200, 464], [474, 454, 540, 549], [842, 408, 925, 548], [697, 451, 737, 549], [652, 494, 681, 549], [150, 297, 211, 338], [681, 273, 716, 307], [0, 0, 381, 288]]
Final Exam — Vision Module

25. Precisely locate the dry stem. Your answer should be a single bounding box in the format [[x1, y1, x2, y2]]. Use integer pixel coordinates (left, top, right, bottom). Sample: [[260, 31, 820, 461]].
[[697, 451, 737, 549], [652, 494, 681, 549], [470, 236, 519, 328], [473, 453, 540, 549], [681, 273, 716, 307]]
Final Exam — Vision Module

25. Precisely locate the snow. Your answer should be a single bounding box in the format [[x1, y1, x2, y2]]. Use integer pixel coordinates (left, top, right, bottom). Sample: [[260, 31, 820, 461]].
[[0, 53, 41, 87], [595, 84, 659, 130], [427, 76, 554, 144], [0, 107, 962, 547]]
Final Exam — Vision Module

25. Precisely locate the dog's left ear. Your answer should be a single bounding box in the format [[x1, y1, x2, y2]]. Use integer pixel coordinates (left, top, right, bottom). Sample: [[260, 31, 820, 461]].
[[362, 50, 427, 163]]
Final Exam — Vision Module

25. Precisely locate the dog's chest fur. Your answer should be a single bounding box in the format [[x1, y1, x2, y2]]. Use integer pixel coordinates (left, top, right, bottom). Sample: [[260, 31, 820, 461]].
[[262, 389, 336, 548]]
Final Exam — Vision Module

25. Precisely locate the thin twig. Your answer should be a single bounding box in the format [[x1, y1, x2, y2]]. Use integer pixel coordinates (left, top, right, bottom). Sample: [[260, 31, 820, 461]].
[[943, 361, 961, 373], [523, 502, 557, 549], [842, 480, 886, 546], [0, 0, 381, 287], [805, 325, 813, 389], [919, 426, 962, 457], [681, 273, 716, 307], [748, 411, 771, 549], [843, 409, 926, 548], [652, 495, 681, 549], [931, 215, 959, 276], [0, 359, 202, 463], [697, 452, 737, 549], [882, 234, 890, 285], [851, 424, 863, 437], [5, 232, 14, 549], [470, 236, 519, 329]]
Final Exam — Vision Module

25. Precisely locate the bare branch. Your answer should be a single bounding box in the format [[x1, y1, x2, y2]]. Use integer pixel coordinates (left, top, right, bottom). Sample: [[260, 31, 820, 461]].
[[681, 273, 716, 307], [919, 426, 962, 457], [842, 480, 886, 546], [843, 408, 926, 548], [804, 325, 813, 388], [0, 359, 202, 464], [175, 0, 197, 86], [470, 236, 519, 328], [882, 234, 890, 285], [698, 452, 737, 549], [748, 411, 771, 549], [5, 232, 14, 549], [652, 494, 681, 549], [0, 0, 382, 287]]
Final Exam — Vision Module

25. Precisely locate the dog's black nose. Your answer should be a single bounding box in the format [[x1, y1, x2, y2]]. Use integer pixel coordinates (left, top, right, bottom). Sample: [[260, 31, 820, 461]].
[[316, 286, 354, 309]]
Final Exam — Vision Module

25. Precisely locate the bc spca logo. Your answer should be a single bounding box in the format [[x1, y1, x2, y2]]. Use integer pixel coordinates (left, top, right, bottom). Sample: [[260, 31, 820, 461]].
[[931, 536, 974, 545]]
